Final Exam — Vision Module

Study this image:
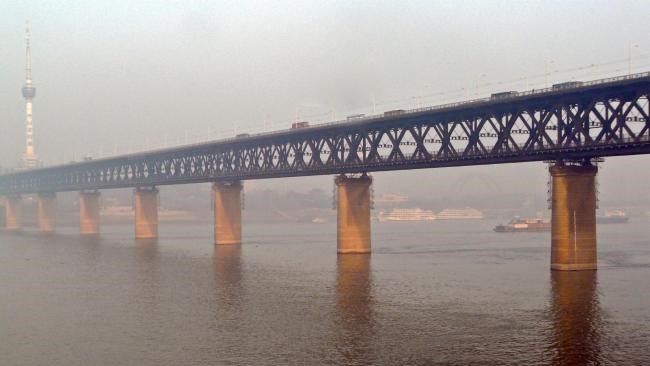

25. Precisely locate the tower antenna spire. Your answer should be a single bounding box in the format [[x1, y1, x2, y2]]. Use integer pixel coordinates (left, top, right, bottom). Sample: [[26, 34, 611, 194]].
[[25, 20, 32, 82], [21, 20, 39, 169]]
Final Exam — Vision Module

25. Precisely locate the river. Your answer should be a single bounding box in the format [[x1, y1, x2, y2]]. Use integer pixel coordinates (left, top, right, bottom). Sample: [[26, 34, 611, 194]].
[[1, 219, 648, 365]]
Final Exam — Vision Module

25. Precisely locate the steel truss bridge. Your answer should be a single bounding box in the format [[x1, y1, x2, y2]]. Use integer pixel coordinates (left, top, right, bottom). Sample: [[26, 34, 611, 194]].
[[2, 72, 650, 195]]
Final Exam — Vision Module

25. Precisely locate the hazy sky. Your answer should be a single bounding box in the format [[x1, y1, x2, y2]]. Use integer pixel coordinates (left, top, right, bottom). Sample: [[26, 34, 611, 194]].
[[2, 0, 650, 202]]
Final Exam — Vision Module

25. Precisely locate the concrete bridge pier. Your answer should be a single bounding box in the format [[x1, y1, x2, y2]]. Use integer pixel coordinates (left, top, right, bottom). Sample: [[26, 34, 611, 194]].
[[4, 195, 22, 231], [134, 187, 159, 239], [37, 192, 56, 233], [213, 181, 243, 245], [80, 190, 101, 235], [336, 174, 372, 254], [550, 163, 598, 271]]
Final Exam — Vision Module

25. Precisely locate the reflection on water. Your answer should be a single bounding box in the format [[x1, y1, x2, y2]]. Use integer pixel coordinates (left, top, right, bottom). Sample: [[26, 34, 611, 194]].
[[1, 221, 649, 365], [134, 239, 162, 313], [135, 238, 159, 260], [134, 238, 161, 282], [336, 254, 375, 365], [549, 270, 603, 365], [213, 245, 243, 308], [78, 234, 102, 263]]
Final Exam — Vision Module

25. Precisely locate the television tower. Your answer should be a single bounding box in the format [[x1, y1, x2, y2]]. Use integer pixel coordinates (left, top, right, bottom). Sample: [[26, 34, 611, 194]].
[[21, 21, 39, 169]]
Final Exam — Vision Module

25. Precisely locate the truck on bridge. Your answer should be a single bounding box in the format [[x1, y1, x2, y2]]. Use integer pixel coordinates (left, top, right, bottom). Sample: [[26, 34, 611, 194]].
[[552, 81, 583, 90], [383, 109, 406, 117], [490, 91, 519, 100]]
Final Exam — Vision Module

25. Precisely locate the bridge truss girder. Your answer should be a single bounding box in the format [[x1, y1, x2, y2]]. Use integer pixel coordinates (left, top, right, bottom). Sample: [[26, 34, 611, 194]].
[[2, 82, 650, 194]]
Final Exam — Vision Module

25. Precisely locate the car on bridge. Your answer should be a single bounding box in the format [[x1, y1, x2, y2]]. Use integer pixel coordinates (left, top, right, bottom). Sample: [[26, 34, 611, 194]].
[[490, 91, 519, 100], [291, 121, 310, 129], [346, 114, 366, 121]]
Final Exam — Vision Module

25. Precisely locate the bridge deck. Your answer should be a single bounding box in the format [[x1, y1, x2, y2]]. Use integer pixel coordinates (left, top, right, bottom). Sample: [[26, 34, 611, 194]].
[[2, 72, 650, 194]]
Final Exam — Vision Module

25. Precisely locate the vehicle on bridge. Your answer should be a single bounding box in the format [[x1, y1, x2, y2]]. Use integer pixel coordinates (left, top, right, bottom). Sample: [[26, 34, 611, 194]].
[[235, 133, 250, 138], [490, 91, 519, 100], [346, 114, 366, 121], [552, 81, 584, 90], [291, 121, 310, 129], [383, 109, 405, 117]]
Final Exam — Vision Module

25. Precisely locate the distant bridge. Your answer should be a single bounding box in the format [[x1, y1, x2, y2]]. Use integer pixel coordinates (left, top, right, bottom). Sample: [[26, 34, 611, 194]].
[[2, 72, 650, 270]]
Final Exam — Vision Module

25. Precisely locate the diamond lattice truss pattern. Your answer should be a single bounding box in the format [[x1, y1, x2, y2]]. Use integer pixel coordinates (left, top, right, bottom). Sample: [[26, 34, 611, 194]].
[[2, 78, 650, 194]]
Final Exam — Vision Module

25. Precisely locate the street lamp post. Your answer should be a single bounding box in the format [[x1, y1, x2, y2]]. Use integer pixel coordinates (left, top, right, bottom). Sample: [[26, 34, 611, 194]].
[[629, 42, 639, 75], [475, 73, 486, 97], [545, 59, 555, 87]]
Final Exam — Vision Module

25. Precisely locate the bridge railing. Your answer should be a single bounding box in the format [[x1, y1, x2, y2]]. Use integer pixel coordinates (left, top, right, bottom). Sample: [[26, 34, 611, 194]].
[[250, 71, 650, 137], [187, 71, 650, 148]]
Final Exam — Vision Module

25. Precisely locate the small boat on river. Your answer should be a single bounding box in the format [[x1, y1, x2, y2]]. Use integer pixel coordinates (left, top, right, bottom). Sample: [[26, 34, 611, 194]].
[[494, 217, 551, 232]]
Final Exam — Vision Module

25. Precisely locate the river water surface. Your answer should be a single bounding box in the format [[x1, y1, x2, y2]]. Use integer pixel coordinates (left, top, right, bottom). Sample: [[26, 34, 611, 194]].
[[1, 219, 649, 365]]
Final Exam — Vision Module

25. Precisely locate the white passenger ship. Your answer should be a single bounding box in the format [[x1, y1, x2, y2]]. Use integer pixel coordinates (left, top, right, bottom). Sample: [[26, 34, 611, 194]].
[[377, 208, 436, 222], [101, 205, 196, 221], [436, 208, 484, 220]]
